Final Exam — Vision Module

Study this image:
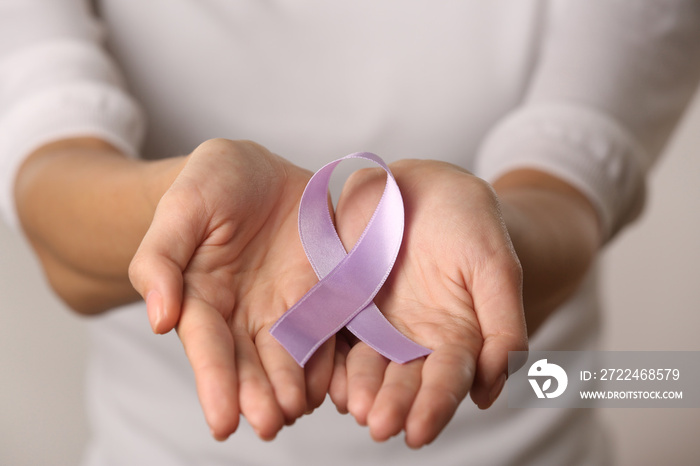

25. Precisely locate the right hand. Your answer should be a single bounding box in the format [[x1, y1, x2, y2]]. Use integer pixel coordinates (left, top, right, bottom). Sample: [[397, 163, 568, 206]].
[[327, 159, 527, 447], [129, 139, 334, 441]]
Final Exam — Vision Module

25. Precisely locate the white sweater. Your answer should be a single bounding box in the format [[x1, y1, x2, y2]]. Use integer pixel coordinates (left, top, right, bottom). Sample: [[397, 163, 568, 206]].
[[2, 1, 699, 465]]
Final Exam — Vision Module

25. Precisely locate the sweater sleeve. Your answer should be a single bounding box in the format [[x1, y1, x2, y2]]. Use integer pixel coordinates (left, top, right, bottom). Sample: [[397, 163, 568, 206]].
[[0, 0, 145, 230], [475, 0, 700, 241]]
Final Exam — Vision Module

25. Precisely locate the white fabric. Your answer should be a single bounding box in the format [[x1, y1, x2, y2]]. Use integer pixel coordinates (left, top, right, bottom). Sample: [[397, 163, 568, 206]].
[[0, 0, 144, 229], [477, 0, 700, 239], [2, 1, 699, 465]]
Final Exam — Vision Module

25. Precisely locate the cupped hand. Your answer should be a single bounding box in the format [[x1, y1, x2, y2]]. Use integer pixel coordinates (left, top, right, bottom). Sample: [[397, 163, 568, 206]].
[[129, 139, 334, 441], [328, 159, 528, 448]]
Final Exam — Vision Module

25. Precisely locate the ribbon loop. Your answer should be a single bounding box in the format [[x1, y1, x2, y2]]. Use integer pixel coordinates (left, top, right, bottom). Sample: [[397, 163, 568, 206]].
[[270, 152, 431, 366]]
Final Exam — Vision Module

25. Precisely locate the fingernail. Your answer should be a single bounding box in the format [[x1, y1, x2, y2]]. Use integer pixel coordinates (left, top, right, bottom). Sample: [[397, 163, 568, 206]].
[[146, 290, 163, 333], [211, 428, 230, 442], [335, 405, 349, 415], [489, 373, 507, 405], [254, 427, 278, 442]]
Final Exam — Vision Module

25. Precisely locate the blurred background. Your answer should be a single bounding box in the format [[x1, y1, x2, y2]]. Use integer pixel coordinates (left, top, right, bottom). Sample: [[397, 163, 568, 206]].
[[1, 92, 699, 465]]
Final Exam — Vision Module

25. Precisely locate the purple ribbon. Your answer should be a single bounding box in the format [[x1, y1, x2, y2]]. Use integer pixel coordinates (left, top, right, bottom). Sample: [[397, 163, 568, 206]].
[[270, 152, 431, 366]]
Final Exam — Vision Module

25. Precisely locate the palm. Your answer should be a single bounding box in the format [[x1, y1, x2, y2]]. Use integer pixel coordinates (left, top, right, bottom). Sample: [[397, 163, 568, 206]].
[[331, 159, 526, 448], [130, 140, 333, 441], [179, 149, 313, 329]]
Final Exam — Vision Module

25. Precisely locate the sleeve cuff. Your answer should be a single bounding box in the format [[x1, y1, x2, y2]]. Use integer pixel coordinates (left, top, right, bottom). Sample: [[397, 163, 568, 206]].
[[475, 103, 649, 242], [0, 82, 145, 230]]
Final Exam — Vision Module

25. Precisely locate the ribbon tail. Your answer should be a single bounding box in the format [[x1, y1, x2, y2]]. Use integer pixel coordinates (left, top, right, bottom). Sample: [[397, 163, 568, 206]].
[[346, 302, 431, 364], [269, 254, 378, 366]]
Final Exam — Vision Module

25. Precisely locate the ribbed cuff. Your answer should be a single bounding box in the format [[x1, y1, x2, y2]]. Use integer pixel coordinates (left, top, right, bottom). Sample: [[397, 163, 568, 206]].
[[475, 103, 649, 242], [0, 82, 145, 230]]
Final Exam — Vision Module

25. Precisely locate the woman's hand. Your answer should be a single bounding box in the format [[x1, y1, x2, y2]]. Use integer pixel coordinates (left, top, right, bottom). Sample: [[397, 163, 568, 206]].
[[129, 139, 334, 441], [328, 159, 528, 448]]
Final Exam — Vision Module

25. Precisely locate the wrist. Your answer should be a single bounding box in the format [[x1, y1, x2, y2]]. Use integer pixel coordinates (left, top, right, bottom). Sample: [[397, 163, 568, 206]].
[[14, 137, 186, 313], [136, 154, 189, 229], [492, 169, 601, 333]]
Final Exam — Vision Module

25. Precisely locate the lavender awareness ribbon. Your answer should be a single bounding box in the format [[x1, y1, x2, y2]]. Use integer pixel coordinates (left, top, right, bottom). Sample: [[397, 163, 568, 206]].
[[270, 152, 431, 366]]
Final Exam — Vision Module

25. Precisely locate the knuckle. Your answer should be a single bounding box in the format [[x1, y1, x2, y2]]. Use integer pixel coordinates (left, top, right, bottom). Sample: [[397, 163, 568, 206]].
[[127, 252, 146, 288], [493, 250, 523, 292], [196, 138, 232, 153]]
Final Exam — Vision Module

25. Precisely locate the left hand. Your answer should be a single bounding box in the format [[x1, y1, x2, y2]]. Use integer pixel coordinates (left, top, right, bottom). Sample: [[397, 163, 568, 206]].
[[328, 159, 528, 448], [129, 139, 334, 441]]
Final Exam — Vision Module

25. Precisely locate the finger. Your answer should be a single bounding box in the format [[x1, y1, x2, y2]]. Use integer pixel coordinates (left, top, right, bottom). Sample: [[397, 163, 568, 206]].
[[345, 342, 389, 426], [129, 255, 183, 334], [233, 328, 285, 441], [176, 296, 239, 441], [470, 254, 527, 408], [304, 337, 335, 413], [405, 343, 477, 448], [366, 358, 423, 442], [129, 192, 204, 334], [328, 334, 352, 414], [255, 329, 308, 425]]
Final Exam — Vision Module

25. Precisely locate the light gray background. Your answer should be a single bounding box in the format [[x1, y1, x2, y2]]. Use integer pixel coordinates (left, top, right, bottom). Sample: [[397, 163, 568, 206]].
[[1, 92, 699, 465]]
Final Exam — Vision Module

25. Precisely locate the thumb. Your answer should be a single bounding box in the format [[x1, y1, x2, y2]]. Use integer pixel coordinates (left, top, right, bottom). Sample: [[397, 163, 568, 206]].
[[469, 252, 528, 409], [129, 190, 203, 334]]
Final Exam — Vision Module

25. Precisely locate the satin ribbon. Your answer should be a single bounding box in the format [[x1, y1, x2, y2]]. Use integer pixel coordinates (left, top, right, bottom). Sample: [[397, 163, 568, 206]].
[[270, 152, 431, 366]]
